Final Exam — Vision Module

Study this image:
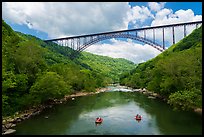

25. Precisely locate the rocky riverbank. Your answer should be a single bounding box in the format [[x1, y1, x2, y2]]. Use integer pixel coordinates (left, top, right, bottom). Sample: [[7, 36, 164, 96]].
[[2, 87, 107, 135], [131, 87, 202, 115], [132, 88, 167, 101]]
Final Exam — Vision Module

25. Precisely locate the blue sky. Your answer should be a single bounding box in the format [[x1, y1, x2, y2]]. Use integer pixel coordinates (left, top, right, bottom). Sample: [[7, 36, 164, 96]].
[[130, 2, 202, 14], [2, 2, 202, 63], [165, 2, 202, 15]]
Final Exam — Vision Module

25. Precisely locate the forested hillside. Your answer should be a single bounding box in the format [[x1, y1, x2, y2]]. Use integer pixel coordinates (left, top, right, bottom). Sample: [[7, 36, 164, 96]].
[[120, 26, 202, 111], [78, 52, 135, 82], [2, 19, 135, 116]]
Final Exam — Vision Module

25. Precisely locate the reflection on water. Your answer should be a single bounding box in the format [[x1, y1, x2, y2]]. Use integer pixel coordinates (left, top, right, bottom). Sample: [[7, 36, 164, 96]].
[[14, 86, 202, 135]]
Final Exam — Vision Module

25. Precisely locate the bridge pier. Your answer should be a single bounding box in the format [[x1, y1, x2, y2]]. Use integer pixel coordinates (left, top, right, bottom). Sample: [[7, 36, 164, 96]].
[[162, 28, 165, 49], [184, 25, 187, 37], [172, 26, 175, 45], [153, 29, 155, 44], [77, 38, 80, 50], [144, 30, 146, 39], [71, 39, 74, 49]]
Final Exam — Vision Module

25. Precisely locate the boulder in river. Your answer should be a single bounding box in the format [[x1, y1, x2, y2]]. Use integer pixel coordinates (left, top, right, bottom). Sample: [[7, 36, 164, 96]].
[[148, 96, 156, 99], [2, 129, 16, 135]]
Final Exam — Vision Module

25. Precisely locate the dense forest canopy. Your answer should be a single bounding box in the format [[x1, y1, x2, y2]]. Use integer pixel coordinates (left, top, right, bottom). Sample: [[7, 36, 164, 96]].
[[2, 19, 136, 116], [120, 25, 202, 111]]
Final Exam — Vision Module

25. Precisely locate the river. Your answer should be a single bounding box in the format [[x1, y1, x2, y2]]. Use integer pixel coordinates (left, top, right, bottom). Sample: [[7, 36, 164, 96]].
[[14, 85, 202, 135]]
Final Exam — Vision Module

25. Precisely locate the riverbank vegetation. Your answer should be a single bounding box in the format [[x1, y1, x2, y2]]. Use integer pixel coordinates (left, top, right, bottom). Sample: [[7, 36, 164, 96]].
[[120, 25, 202, 112], [2, 19, 136, 117]]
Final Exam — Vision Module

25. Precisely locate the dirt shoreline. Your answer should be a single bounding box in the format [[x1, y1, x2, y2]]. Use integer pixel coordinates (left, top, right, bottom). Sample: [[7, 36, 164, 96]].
[[2, 87, 108, 135]]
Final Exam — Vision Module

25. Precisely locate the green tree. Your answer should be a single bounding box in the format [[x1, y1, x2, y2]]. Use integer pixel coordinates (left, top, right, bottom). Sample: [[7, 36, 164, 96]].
[[168, 88, 202, 111], [30, 72, 71, 103], [13, 40, 47, 85]]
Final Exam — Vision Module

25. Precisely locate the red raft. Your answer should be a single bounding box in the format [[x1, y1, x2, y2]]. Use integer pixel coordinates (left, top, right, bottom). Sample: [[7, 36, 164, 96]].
[[135, 115, 142, 120], [95, 117, 103, 123]]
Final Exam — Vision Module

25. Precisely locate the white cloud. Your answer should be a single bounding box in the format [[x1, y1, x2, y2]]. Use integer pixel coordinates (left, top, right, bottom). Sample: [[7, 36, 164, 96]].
[[127, 5, 154, 25], [84, 39, 161, 64], [148, 2, 166, 12], [154, 8, 172, 20], [2, 2, 130, 39], [152, 8, 202, 26]]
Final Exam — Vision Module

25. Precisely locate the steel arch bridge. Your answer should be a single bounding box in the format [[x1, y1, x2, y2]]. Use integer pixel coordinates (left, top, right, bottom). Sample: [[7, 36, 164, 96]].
[[44, 21, 202, 52]]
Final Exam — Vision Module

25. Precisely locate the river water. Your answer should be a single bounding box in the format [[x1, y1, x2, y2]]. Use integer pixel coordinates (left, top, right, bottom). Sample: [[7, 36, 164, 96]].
[[14, 85, 202, 135]]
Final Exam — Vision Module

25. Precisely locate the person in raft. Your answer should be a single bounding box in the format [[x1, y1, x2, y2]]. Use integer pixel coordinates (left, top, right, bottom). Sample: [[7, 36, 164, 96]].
[[96, 117, 102, 121], [136, 114, 141, 119]]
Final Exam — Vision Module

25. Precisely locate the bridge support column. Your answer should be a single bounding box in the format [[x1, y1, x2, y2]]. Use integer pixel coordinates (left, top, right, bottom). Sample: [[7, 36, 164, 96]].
[[67, 39, 69, 47], [144, 30, 146, 39], [153, 29, 155, 43], [162, 28, 165, 49], [77, 38, 80, 50], [184, 25, 186, 37], [172, 26, 175, 45], [71, 39, 74, 50]]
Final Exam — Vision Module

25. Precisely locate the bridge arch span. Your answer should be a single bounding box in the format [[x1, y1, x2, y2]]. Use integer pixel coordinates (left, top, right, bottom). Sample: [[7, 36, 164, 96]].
[[78, 34, 164, 52]]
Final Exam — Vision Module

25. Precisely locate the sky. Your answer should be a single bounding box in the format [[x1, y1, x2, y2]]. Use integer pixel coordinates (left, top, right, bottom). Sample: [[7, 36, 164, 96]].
[[2, 2, 202, 64]]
